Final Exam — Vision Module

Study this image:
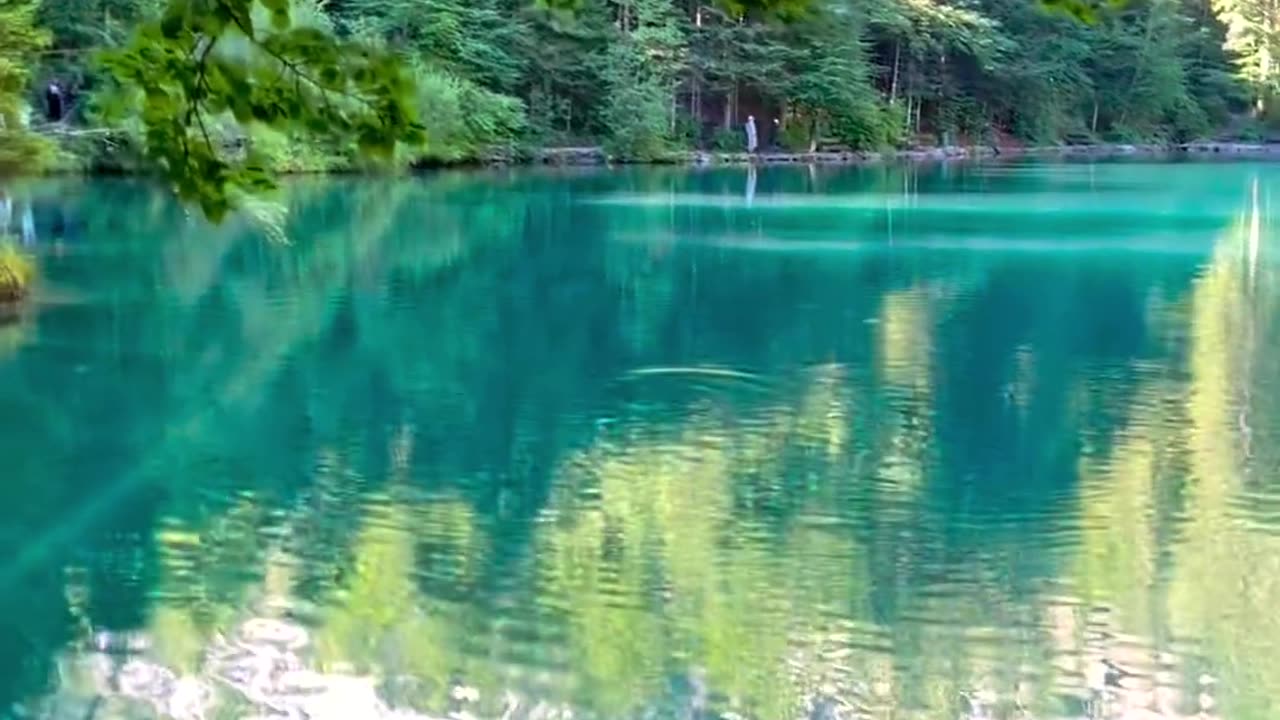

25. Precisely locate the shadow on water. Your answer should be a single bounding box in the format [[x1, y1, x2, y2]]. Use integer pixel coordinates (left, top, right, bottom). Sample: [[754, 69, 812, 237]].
[[0, 162, 1278, 719]]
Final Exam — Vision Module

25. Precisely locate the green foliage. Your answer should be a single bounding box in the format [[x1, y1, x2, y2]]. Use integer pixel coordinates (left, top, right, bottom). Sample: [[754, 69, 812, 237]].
[[35, 0, 166, 110], [97, 0, 425, 220], [522, 2, 611, 142], [778, 1, 888, 150], [832, 102, 906, 149], [0, 131, 56, 176], [719, 0, 812, 18], [541, 0, 812, 17], [0, 242, 33, 302], [1213, 0, 1280, 111], [1042, 0, 1127, 23], [0, 0, 55, 174], [409, 62, 526, 163], [600, 0, 687, 160], [710, 126, 743, 151], [2, 0, 1254, 196], [777, 121, 811, 151], [0, 0, 49, 125], [339, 0, 527, 92], [600, 31, 672, 159], [248, 125, 348, 172], [601, 77, 672, 160]]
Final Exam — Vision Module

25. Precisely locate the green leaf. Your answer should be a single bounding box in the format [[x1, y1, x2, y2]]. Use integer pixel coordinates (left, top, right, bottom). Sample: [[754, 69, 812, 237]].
[[223, 0, 255, 37]]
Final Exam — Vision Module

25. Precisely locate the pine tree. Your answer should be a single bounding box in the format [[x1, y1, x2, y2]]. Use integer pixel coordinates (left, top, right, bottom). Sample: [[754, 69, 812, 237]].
[[1213, 0, 1280, 113], [691, 4, 786, 136], [600, 0, 687, 158], [777, 0, 903, 149], [1181, 0, 1247, 125], [339, 0, 528, 92], [1089, 0, 1195, 137], [522, 1, 611, 141], [335, 0, 532, 158], [970, 0, 1093, 140]]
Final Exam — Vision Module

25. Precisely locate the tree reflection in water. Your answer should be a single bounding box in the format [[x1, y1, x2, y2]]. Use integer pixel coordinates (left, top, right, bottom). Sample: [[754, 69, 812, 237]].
[[0, 163, 1277, 719]]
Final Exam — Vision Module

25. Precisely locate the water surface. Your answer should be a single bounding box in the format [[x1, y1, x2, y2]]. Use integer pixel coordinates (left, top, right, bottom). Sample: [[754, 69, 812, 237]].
[[1, 162, 1278, 720]]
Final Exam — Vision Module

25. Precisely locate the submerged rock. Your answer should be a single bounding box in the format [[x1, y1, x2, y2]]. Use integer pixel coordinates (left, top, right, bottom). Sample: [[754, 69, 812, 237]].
[[240, 618, 311, 650]]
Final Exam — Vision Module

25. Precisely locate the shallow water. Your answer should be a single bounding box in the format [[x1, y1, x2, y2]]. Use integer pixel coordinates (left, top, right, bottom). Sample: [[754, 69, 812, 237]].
[[1, 161, 1279, 719]]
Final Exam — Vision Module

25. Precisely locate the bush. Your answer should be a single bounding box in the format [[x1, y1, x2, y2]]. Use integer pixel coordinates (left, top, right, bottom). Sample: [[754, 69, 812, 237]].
[[0, 129, 54, 176], [48, 130, 147, 174], [710, 127, 744, 152], [778, 121, 811, 152], [1100, 124, 1151, 144], [408, 63, 526, 164], [526, 87, 573, 146], [1169, 98, 1210, 143], [601, 79, 671, 161], [0, 242, 34, 302], [673, 112, 700, 148], [830, 102, 903, 150], [934, 95, 989, 145], [249, 127, 349, 173]]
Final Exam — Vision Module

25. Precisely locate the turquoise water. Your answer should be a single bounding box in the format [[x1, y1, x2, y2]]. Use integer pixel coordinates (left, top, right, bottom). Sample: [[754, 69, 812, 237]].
[[1, 162, 1278, 719]]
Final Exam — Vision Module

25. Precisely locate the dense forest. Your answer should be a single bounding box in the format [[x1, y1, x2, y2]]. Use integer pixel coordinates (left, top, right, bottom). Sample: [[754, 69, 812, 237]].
[[0, 0, 1276, 177]]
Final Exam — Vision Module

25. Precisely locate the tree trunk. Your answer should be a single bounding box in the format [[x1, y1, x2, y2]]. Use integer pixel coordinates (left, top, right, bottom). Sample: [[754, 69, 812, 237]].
[[889, 41, 901, 104], [1091, 99, 1099, 134], [1119, 7, 1158, 127], [691, 4, 703, 143], [1260, 46, 1272, 116], [671, 88, 677, 135]]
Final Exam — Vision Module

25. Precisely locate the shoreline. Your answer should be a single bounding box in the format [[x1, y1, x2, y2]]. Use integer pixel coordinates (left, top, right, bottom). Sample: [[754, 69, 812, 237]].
[[17, 139, 1280, 182], [530, 141, 1280, 167]]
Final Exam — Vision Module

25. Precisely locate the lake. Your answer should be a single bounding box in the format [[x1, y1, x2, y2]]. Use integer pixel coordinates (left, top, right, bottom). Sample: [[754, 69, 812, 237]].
[[0, 161, 1277, 720]]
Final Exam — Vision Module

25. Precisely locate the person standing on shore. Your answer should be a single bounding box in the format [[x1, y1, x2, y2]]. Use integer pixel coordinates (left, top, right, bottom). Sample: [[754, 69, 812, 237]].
[[45, 81, 64, 122], [745, 116, 758, 153]]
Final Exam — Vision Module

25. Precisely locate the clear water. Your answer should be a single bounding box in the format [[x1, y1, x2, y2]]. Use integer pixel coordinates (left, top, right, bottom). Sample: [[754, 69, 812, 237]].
[[1, 162, 1278, 720]]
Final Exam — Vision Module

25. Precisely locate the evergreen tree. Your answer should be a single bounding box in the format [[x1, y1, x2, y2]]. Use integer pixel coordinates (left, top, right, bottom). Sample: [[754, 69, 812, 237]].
[[691, 4, 786, 136], [600, 0, 687, 158], [522, 2, 611, 141], [779, 1, 887, 149], [339, 0, 528, 92], [978, 0, 1094, 140], [1089, 0, 1197, 138], [1213, 0, 1280, 113]]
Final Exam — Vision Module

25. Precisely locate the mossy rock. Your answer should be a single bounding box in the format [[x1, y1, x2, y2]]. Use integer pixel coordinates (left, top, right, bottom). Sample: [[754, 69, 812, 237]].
[[0, 244, 34, 303]]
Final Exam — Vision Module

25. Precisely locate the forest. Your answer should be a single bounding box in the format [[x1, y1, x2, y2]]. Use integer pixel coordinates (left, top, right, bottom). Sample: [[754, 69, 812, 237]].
[[0, 0, 1275, 180]]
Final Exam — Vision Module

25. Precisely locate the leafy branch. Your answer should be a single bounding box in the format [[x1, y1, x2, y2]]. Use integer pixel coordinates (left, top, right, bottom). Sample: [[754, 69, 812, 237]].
[[98, 0, 425, 221]]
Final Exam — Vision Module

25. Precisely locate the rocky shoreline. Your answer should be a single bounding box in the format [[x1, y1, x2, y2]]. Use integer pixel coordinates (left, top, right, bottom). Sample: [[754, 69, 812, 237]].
[[531, 141, 1280, 167]]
